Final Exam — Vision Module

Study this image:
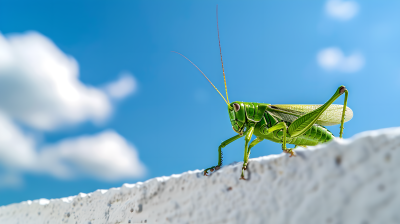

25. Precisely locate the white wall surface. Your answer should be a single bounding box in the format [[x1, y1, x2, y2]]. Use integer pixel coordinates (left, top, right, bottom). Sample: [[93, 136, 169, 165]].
[[1, 127, 399, 224]]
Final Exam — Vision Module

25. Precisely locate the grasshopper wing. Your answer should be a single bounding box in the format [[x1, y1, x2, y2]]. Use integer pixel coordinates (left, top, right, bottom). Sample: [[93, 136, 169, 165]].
[[267, 104, 353, 126]]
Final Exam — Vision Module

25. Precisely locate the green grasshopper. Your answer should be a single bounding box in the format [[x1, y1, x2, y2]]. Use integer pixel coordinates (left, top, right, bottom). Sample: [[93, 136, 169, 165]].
[[174, 8, 353, 179]]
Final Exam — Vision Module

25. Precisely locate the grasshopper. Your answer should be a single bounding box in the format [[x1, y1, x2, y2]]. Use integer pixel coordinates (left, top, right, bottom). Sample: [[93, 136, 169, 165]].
[[174, 7, 353, 179]]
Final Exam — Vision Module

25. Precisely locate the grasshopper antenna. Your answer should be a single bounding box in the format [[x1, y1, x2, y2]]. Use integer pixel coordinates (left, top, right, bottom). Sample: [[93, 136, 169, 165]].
[[172, 51, 230, 107], [217, 5, 230, 104]]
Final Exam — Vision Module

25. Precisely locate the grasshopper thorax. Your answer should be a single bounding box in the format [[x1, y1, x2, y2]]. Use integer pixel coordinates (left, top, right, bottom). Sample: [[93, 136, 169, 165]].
[[229, 101, 246, 135]]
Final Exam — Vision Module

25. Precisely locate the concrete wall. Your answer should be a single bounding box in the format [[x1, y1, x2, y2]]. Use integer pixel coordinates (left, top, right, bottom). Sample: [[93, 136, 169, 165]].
[[1, 127, 399, 224]]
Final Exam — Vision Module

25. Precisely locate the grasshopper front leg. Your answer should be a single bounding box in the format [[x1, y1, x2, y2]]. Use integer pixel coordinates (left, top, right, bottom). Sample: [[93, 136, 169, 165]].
[[239, 137, 264, 179], [204, 133, 244, 176], [241, 125, 255, 179]]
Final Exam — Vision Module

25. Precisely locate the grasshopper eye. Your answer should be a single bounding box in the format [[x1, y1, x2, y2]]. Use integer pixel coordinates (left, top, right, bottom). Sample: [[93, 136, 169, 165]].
[[233, 103, 240, 112]]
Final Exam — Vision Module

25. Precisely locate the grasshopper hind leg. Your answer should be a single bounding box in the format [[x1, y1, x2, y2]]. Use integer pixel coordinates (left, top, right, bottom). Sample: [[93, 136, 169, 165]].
[[288, 86, 348, 138], [280, 85, 348, 156]]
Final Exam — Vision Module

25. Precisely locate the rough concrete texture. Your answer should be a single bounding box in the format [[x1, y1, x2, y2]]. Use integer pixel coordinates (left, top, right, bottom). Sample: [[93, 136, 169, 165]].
[[1, 127, 399, 224]]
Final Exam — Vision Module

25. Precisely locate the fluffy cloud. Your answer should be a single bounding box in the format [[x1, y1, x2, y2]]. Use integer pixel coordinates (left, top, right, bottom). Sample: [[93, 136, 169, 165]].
[[325, 0, 359, 21], [0, 124, 145, 187], [0, 31, 144, 187], [37, 131, 145, 181], [0, 112, 36, 170], [317, 47, 364, 73], [0, 32, 135, 130], [104, 72, 137, 100]]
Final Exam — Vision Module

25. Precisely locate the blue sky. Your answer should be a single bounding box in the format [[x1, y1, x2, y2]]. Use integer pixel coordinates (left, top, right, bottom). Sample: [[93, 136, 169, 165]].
[[1, 0, 400, 206]]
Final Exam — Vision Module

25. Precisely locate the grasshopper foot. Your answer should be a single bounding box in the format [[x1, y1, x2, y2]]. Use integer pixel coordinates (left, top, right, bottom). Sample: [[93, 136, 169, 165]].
[[283, 148, 296, 157], [203, 166, 220, 176], [240, 164, 247, 180]]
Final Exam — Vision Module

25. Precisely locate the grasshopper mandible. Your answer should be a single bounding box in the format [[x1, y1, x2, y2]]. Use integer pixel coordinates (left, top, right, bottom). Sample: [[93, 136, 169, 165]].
[[174, 7, 353, 179]]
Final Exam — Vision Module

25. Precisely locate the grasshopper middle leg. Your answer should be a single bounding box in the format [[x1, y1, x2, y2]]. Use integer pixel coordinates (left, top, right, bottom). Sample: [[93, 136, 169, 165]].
[[266, 122, 295, 157]]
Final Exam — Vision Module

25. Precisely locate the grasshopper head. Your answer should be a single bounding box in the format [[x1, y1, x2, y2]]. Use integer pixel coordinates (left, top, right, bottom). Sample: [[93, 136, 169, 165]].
[[228, 102, 246, 135]]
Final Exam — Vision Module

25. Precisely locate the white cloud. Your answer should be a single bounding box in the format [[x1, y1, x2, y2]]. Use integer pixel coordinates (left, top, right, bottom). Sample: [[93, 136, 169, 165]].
[[0, 119, 145, 185], [37, 131, 145, 181], [317, 47, 364, 73], [0, 112, 36, 169], [104, 72, 137, 100], [0, 32, 134, 130], [325, 0, 359, 21], [0, 31, 144, 186], [0, 111, 35, 189]]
